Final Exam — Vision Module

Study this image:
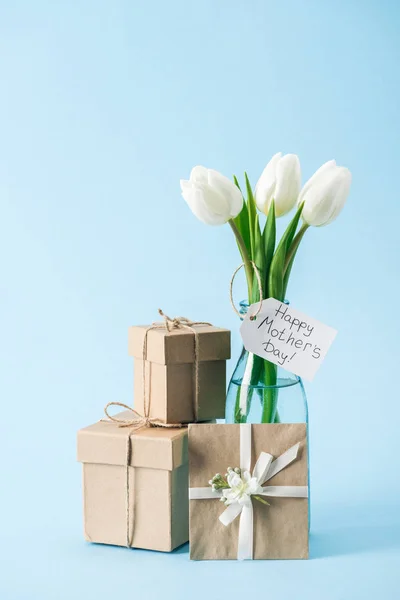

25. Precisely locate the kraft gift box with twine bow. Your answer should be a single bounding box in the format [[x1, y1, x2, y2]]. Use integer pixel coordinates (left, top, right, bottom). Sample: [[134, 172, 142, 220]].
[[77, 310, 230, 552], [77, 412, 189, 551], [128, 310, 231, 423], [189, 422, 309, 560]]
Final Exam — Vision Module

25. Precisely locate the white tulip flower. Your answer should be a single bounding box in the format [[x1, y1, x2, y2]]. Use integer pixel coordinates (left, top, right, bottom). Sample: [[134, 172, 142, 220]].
[[255, 152, 301, 218], [181, 166, 243, 226], [299, 160, 351, 227]]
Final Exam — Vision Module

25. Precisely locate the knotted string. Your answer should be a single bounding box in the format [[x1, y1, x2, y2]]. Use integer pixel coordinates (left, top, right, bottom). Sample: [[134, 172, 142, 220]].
[[103, 401, 181, 431], [142, 309, 212, 422], [229, 261, 263, 320], [102, 401, 182, 548], [102, 309, 211, 548]]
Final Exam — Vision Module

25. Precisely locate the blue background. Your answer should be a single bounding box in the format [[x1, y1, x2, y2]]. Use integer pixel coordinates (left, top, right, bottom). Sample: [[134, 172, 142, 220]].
[[1, 1, 399, 598]]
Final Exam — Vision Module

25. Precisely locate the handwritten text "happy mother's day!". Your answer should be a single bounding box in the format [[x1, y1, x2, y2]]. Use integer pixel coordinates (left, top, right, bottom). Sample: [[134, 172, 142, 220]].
[[240, 298, 337, 381], [257, 303, 319, 366]]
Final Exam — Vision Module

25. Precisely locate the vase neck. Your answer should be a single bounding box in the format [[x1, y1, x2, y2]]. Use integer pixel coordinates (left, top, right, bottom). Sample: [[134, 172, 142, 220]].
[[238, 298, 289, 319]]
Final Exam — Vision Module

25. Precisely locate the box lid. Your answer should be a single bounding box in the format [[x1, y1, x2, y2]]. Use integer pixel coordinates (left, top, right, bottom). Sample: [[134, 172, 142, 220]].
[[77, 411, 188, 470], [128, 324, 231, 364]]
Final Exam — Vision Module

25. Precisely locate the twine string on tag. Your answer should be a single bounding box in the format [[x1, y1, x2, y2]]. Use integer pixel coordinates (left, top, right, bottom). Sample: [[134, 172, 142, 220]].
[[229, 261, 263, 320]]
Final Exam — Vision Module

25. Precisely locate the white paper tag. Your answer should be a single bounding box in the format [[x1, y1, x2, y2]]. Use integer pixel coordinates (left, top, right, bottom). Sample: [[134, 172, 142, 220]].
[[240, 298, 337, 381]]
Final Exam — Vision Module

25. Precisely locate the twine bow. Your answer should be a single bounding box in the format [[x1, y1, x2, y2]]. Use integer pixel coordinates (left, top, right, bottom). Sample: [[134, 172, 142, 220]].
[[157, 309, 200, 332], [102, 309, 211, 548], [103, 401, 181, 431]]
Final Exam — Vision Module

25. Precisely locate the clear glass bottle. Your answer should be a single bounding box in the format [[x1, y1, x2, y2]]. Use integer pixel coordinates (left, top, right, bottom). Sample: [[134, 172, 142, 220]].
[[225, 300, 310, 529], [225, 301, 308, 425]]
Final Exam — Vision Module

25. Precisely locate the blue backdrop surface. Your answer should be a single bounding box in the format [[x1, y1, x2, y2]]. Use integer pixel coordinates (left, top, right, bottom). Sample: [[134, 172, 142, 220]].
[[0, 1, 399, 598]]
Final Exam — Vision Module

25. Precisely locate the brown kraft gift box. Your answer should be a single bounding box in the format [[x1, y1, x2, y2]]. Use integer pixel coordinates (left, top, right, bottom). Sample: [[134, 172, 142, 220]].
[[77, 411, 189, 552], [189, 423, 309, 560], [128, 324, 231, 423]]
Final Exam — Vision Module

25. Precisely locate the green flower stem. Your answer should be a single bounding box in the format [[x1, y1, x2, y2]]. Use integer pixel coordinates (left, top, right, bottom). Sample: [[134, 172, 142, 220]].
[[269, 203, 304, 302], [261, 360, 278, 423], [234, 384, 247, 423], [284, 223, 309, 274], [234, 356, 281, 424], [229, 219, 253, 300], [254, 495, 270, 506], [233, 352, 264, 423]]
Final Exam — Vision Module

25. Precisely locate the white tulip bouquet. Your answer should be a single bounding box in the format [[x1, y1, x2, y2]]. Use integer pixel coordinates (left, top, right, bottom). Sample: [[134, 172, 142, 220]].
[[181, 154, 351, 423]]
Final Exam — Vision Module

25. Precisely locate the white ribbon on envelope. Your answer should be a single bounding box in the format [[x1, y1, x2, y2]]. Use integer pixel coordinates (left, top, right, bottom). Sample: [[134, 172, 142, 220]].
[[189, 423, 308, 560]]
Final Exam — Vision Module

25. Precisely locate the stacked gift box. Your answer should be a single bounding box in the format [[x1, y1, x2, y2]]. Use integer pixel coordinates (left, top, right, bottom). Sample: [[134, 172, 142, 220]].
[[77, 317, 231, 552], [77, 314, 309, 560], [127, 323, 230, 423]]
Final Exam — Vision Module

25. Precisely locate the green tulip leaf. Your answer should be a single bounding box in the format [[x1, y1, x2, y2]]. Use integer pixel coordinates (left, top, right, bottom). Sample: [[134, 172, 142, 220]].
[[282, 222, 308, 297], [244, 172, 257, 261], [233, 174, 242, 191], [251, 214, 265, 302], [268, 203, 304, 301], [262, 200, 276, 298], [233, 175, 251, 255]]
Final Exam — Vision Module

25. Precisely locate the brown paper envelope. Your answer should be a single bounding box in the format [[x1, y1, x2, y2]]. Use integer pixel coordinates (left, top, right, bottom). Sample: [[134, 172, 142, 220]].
[[189, 423, 308, 560]]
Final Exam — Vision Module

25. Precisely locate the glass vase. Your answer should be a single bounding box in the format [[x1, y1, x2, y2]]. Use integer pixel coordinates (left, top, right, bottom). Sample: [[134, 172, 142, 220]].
[[225, 300, 310, 529], [225, 301, 308, 425]]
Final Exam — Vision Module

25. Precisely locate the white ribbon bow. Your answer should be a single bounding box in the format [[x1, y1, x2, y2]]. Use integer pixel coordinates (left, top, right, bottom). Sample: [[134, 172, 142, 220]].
[[189, 423, 308, 560]]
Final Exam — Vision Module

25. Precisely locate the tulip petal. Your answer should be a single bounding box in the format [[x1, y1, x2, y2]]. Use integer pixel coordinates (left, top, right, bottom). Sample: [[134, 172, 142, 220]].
[[181, 188, 211, 225], [180, 179, 191, 192], [208, 169, 243, 218], [183, 165, 245, 226], [255, 152, 282, 214], [298, 160, 336, 205], [190, 165, 208, 184], [322, 167, 352, 226], [181, 187, 227, 226], [274, 154, 301, 217], [298, 158, 351, 227], [301, 183, 333, 226], [197, 181, 231, 217], [301, 166, 351, 227]]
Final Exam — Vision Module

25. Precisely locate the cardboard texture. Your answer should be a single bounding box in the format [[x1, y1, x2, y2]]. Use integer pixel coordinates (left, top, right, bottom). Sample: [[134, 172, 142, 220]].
[[133, 358, 227, 422], [77, 411, 189, 552], [189, 423, 309, 560], [128, 325, 231, 364], [128, 324, 231, 423]]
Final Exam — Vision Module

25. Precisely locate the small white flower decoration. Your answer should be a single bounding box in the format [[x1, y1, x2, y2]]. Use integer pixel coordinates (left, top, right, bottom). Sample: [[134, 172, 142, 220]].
[[222, 470, 263, 506], [209, 467, 266, 507]]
